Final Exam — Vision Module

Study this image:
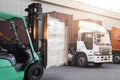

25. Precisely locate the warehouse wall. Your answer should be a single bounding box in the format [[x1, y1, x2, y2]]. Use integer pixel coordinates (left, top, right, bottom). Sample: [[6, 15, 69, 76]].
[[0, 0, 120, 30], [0, 0, 33, 16], [41, 3, 120, 30]]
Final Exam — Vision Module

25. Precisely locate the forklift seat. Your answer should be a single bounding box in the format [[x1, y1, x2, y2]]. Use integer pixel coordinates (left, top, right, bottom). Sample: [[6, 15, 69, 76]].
[[14, 45, 33, 64], [0, 54, 16, 65]]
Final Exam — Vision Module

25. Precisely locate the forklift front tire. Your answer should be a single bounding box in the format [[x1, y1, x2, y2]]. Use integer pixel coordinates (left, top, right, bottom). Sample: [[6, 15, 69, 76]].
[[24, 62, 44, 80]]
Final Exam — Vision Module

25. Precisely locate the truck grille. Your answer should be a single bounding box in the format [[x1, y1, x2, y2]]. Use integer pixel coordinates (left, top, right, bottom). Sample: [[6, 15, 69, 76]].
[[99, 46, 111, 55]]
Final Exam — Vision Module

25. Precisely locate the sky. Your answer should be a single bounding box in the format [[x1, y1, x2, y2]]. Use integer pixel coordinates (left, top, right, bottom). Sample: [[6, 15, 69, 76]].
[[74, 0, 120, 13]]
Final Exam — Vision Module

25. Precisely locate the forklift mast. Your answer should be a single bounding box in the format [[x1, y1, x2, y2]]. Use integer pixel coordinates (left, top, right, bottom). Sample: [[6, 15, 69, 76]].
[[25, 3, 47, 67]]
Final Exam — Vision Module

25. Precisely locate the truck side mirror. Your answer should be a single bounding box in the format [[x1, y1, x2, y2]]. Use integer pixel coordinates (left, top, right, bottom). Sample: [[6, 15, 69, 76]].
[[117, 36, 120, 42], [97, 39, 101, 42], [97, 34, 101, 38], [101, 34, 105, 37]]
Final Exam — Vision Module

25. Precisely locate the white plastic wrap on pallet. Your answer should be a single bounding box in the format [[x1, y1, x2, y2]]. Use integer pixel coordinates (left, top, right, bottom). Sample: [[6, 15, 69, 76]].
[[47, 16, 67, 67]]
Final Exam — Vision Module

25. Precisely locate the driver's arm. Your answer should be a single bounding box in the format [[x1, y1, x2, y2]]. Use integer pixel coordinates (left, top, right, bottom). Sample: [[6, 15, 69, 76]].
[[0, 32, 11, 42]]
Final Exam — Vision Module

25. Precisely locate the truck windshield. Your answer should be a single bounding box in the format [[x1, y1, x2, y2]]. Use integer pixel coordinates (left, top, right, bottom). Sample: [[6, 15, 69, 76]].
[[0, 18, 29, 46], [95, 33, 111, 45]]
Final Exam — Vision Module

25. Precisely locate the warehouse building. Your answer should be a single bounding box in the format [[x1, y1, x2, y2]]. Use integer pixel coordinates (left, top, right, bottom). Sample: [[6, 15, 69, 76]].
[[0, 0, 120, 80], [0, 0, 120, 30]]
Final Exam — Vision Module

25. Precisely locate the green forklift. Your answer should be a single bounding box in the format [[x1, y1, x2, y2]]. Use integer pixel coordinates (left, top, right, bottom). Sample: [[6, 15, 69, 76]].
[[0, 3, 47, 80]]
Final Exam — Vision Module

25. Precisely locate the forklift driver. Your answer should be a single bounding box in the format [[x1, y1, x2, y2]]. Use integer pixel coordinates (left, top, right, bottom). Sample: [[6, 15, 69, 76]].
[[0, 32, 16, 66], [0, 32, 12, 53]]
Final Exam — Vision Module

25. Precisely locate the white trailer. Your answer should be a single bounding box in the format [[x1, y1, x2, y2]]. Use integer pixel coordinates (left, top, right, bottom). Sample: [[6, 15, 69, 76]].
[[69, 21, 113, 67]]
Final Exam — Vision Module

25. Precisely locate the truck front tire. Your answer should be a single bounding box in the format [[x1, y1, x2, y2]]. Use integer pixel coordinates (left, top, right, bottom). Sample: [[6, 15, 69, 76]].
[[76, 53, 88, 67], [24, 63, 44, 80]]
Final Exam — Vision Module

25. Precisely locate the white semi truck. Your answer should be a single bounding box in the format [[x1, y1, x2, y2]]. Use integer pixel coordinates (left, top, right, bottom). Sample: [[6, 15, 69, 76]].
[[69, 21, 113, 67]]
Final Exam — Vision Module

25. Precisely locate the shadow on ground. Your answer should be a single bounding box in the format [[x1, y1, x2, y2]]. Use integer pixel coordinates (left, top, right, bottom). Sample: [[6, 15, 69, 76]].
[[41, 74, 62, 80]]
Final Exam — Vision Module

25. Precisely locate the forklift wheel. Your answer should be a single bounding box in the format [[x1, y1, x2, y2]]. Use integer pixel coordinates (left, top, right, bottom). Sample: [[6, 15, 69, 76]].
[[24, 63, 44, 80]]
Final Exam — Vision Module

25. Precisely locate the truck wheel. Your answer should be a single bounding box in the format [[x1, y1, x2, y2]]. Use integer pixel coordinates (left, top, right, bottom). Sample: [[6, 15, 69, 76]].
[[76, 53, 88, 67], [94, 63, 103, 67], [24, 63, 44, 80], [113, 54, 120, 64]]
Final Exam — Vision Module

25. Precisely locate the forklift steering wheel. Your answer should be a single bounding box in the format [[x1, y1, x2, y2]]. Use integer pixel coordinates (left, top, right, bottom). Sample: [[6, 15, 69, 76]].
[[0, 46, 8, 53]]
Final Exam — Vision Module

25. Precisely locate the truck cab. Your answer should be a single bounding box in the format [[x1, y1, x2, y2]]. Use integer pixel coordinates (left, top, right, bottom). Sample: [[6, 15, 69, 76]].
[[75, 21, 112, 67]]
